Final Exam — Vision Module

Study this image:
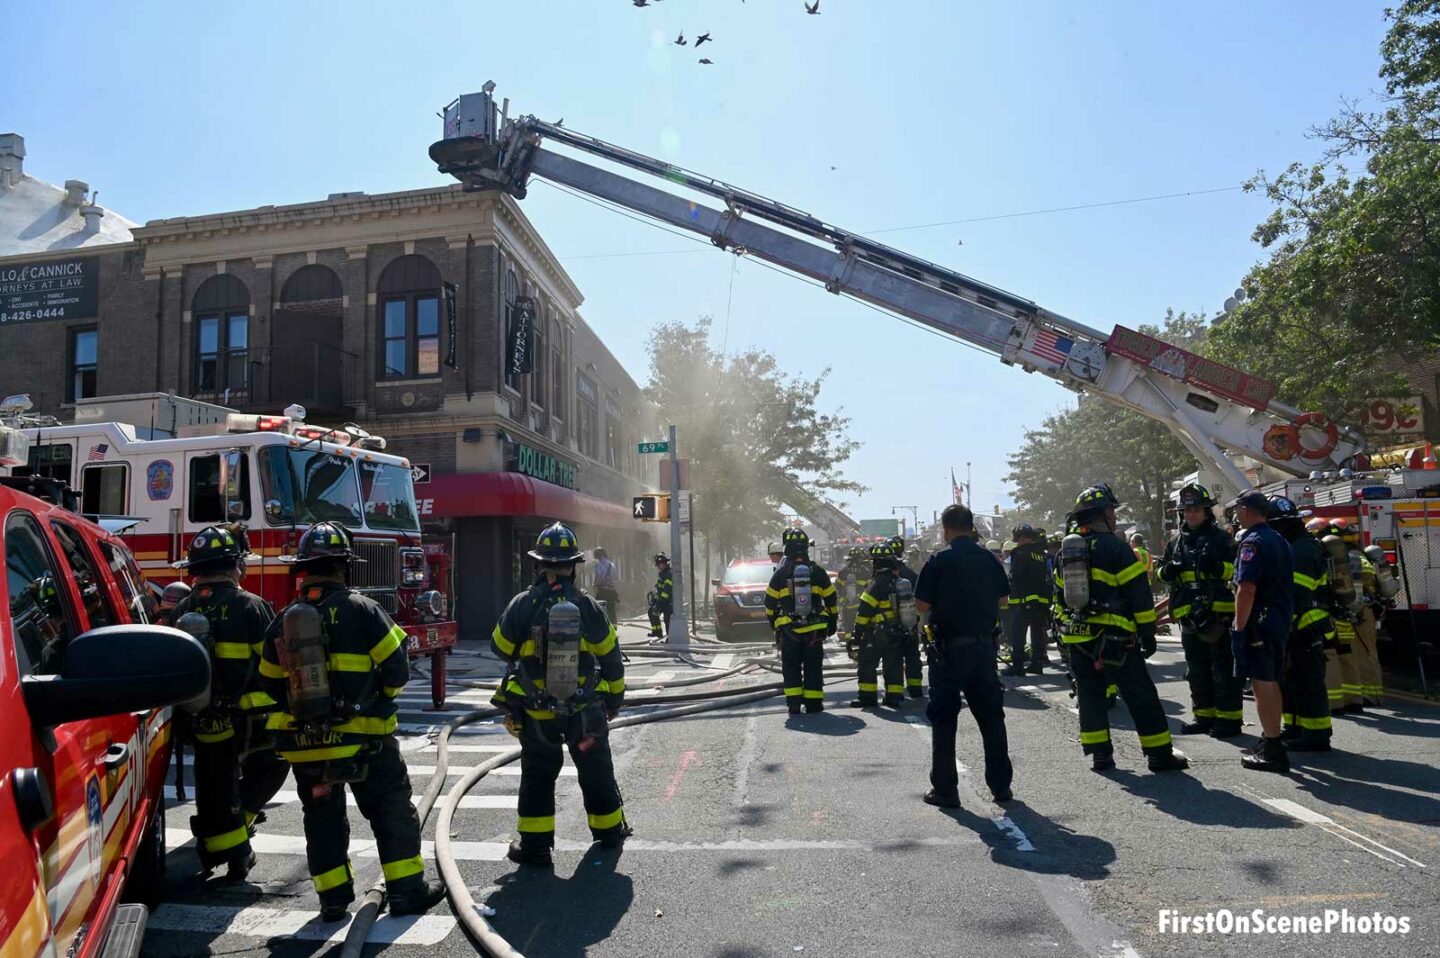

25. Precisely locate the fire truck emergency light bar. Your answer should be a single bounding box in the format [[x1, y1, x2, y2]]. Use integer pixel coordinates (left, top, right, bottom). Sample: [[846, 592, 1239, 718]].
[[223, 414, 388, 451]]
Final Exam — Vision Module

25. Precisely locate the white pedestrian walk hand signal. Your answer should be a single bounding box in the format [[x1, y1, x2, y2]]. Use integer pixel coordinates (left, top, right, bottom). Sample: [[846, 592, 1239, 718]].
[[632, 495, 668, 521]]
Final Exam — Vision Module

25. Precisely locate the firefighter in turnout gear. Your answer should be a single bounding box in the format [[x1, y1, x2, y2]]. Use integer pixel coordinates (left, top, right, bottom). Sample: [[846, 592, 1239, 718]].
[[491, 523, 630, 867], [1053, 486, 1188, 773], [1003, 524, 1052, 676], [171, 525, 288, 880], [1270, 498, 1334, 751], [848, 544, 909, 709], [1157, 483, 1242, 737], [889, 535, 926, 698], [259, 522, 444, 922], [836, 547, 870, 641], [765, 527, 838, 714], [1311, 518, 1363, 711], [1342, 526, 1386, 707], [1307, 517, 1353, 712], [648, 554, 675, 638]]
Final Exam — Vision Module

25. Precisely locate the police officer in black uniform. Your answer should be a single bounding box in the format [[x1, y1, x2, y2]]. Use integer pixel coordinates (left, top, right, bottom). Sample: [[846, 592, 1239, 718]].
[[1157, 483, 1242, 737], [648, 554, 675, 638], [1229, 491, 1296, 773], [1053, 486, 1188, 773], [259, 522, 444, 922], [765, 528, 838, 715], [889, 535, 926, 698], [171, 525, 288, 880], [914, 505, 1014, 806], [848, 543, 908, 709], [491, 523, 630, 866], [1003, 523, 1052, 675], [1269, 496, 1335, 752]]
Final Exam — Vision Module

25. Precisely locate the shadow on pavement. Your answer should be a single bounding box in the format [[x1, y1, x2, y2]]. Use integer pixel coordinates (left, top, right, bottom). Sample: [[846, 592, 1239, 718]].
[[931, 799, 1117, 879], [1109, 768, 1299, 829], [1288, 749, 1440, 824], [782, 712, 866, 736], [485, 844, 634, 957]]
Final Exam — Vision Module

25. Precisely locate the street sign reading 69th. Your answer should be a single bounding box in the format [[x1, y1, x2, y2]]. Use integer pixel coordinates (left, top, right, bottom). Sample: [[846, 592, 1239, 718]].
[[637, 441, 670, 454]]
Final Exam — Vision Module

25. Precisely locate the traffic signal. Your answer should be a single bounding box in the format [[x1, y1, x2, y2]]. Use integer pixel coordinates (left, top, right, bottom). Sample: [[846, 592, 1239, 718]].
[[632, 495, 670, 521]]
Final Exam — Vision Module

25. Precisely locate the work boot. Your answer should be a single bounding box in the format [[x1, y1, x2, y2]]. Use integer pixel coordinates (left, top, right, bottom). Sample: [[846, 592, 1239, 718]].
[[388, 879, 447, 916], [908, 688, 925, 699], [225, 849, 256, 882], [506, 841, 554, 867], [849, 699, 878, 710], [883, 695, 904, 708], [1146, 749, 1190, 772], [1241, 737, 1291, 774], [804, 701, 825, 714], [596, 821, 634, 849], [1028, 662, 1049, 675], [922, 789, 961, 808], [991, 788, 1014, 804], [1090, 752, 1116, 772], [1178, 720, 1213, 735], [787, 703, 803, 715]]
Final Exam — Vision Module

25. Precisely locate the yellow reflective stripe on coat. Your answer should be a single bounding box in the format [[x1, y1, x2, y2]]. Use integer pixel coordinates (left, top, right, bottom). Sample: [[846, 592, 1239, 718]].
[[265, 713, 396, 736], [383, 685, 405, 698], [582, 627, 618, 656], [214, 642, 252, 660], [1114, 561, 1146, 585], [194, 728, 236, 744], [1296, 608, 1331, 630], [259, 657, 287, 679], [371, 625, 406, 663], [492, 624, 517, 657], [1293, 571, 1322, 591], [238, 691, 277, 710], [312, 862, 353, 892], [766, 586, 790, 599], [1134, 608, 1157, 624], [381, 855, 425, 882], [329, 652, 372, 673], [601, 677, 625, 693], [814, 584, 836, 598]]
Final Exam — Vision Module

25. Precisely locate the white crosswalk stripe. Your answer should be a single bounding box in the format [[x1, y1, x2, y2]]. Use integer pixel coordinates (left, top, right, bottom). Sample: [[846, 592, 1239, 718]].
[[147, 903, 456, 945], [164, 787, 519, 809], [166, 829, 513, 859]]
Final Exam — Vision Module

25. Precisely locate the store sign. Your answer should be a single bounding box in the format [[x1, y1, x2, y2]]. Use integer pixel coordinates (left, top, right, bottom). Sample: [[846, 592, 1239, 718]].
[[0, 256, 99, 326], [506, 296, 535, 376], [1105, 325, 1276, 411], [1360, 397, 1424, 436], [443, 282, 459, 369], [509, 440, 576, 489]]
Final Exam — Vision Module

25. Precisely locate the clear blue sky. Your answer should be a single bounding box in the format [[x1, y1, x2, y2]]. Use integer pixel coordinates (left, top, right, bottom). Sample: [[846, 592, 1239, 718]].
[[3, 0, 1392, 529]]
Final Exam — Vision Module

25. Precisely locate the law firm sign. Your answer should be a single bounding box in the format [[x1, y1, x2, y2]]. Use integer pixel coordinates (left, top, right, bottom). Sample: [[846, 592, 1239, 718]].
[[0, 256, 99, 326]]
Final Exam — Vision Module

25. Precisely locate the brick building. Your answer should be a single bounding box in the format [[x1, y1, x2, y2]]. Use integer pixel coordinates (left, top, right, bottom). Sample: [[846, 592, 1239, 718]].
[[0, 133, 665, 638]]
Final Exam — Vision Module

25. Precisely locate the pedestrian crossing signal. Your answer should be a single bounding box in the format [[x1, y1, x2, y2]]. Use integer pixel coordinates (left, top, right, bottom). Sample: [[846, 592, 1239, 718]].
[[632, 495, 669, 521]]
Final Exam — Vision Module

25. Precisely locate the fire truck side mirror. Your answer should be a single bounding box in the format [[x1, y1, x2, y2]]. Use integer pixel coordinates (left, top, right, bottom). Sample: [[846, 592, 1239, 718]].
[[265, 498, 286, 520], [220, 449, 246, 520]]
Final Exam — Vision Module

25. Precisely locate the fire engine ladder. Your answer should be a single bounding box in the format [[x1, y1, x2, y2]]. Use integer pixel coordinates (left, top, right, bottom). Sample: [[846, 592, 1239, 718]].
[[432, 90, 1365, 502]]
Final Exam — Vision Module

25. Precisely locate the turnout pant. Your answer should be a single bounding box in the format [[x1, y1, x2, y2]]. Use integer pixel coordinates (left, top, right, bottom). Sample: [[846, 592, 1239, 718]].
[[902, 631, 925, 696], [648, 603, 673, 638], [239, 745, 290, 825], [1008, 605, 1051, 670], [1180, 628, 1244, 734], [1282, 637, 1333, 746], [1335, 620, 1363, 706], [1068, 637, 1176, 758], [1354, 608, 1384, 703], [190, 733, 254, 870], [856, 634, 904, 705], [515, 706, 626, 851], [926, 639, 1013, 799], [780, 631, 826, 709], [294, 738, 426, 908]]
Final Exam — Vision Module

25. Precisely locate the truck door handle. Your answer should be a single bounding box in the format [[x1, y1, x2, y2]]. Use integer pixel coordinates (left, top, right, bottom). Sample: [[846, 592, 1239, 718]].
[[101, 743, 129, 772]]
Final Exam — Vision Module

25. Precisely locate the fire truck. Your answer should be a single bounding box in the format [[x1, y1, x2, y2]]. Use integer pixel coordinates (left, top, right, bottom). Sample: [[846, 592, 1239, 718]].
[[0, 395, 459, 705]]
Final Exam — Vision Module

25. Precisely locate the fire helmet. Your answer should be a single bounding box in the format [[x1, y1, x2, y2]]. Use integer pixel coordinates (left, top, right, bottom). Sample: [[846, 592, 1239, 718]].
[[781, 527, 810, 557], [281, 521, 365, 567], [887, 535, 906, 557], [160, 580, 192, 612], [1177, 483, 1215, 509], [175, 524, 255, 571], [523, 523, 584, 564]]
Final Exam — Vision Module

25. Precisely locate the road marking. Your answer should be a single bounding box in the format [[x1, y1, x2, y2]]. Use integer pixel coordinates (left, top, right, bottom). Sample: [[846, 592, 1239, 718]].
[[1259, 797, 1428, 869], [902, 716, 1035, 853], [147, 903, 456, 945], [165, 788, 516, 810], [663, 750, 700, 802], [549, 836, 983, 852], [403, 765, 569, 779], [414, 743, 516, 754], [398, 721, 509, 736], [166, 830, 511, 860]]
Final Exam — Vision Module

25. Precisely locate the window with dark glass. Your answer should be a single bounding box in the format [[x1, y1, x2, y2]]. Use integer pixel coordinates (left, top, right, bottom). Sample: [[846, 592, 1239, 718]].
[[81, 463, 127, 517], [550, 320, 565, 424], [377, 255, 442, 380], [68, 327, 97, 402], [13, 442, 74, 483], [7, 511, 76, 677], [577, 371, 599, 459], [100, 540, 151, 623], [192, 275, 250, 394], [529, 300, 547, 408], [52, 521, 117, 630], [188, 453, 252, 523], [605, 394, 622, 469]]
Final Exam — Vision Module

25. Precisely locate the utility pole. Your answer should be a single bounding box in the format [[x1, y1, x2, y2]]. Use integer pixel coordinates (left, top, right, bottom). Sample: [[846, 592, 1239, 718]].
[[667, 424, 688, 646], [891, 505, 919, 537]]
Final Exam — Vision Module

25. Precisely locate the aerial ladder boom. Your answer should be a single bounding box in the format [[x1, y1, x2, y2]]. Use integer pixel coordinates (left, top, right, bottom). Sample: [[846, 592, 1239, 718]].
[[432, 88, 1364, 504]]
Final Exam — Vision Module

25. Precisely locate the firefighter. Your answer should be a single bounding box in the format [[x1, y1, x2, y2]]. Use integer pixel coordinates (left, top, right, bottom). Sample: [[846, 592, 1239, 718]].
[[170, 525, 288, 880], [158, 579, 192, 626], [647, 554, 674, 639], [1229, 491, 1295, 773], [889, 535, 926, 698], [1270, 498, 1334, 752], [491, 523, 629, 867], [259, 522, 444, 922], [1053, 486, 1188, 773], [1311, 518, 1363, 711], [1157, 483, 1242, 738], [1306, 517, 1350, 712], [1342, 526, 1385, 707], [765, 528, 838, 714], [848, 543, 909, 708], [1002, 524, 1052, 676], [836, 547, 870, 642]]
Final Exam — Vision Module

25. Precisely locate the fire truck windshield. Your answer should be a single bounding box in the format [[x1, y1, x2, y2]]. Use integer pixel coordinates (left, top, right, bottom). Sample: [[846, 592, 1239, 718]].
[[260, 446, 363, 526], [358, 460, 420, 533]]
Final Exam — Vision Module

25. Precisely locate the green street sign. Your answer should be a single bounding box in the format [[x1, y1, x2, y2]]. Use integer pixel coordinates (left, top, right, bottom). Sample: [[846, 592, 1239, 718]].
[[638, 441, 670, 454]]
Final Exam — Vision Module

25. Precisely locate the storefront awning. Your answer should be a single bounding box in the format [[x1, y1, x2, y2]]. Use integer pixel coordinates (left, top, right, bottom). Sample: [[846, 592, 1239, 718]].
[[418, 471, 635, 529]]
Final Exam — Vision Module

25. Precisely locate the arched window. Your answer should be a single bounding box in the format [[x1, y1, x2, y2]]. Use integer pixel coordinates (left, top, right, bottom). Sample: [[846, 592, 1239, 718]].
[[503, 265, 520, 391], [280, 264, 343, 311], [192, 274, 249, 394], [377, 254, 442, 379]]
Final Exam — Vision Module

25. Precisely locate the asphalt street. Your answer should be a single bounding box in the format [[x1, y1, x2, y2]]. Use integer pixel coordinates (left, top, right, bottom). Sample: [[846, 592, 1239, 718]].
[[140, 620, 1438, 958]]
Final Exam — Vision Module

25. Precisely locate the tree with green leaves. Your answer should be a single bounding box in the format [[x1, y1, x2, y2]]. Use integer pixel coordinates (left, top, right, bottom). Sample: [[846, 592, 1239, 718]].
[[645, 317, 863, 565]]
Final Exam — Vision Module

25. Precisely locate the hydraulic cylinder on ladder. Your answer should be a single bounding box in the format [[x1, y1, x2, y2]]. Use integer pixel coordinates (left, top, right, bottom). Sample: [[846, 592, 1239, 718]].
[[432, 87, 1366, 503]]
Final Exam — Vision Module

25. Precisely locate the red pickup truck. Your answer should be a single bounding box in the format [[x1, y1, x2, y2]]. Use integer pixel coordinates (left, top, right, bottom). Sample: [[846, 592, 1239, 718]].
[[0, 478, 209, 958]]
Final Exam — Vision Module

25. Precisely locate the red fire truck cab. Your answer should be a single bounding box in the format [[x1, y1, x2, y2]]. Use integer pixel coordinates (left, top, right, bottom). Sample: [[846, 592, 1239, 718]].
[[2, 405, 459, 706]]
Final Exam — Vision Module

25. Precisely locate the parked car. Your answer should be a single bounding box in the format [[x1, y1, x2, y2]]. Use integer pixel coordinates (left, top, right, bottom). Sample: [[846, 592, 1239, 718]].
[[712, 558, 779, 641], [0, 475, 210, 958]]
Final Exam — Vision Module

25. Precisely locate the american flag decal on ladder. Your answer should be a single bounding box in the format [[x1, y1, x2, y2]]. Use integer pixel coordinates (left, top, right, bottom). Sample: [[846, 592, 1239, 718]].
[[1030, 329, 1074, 365]]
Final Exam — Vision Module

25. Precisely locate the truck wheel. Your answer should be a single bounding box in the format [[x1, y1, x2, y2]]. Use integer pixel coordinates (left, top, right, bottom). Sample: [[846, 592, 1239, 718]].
[[123, 802, 167, 908]]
